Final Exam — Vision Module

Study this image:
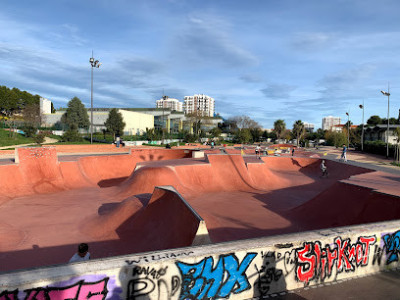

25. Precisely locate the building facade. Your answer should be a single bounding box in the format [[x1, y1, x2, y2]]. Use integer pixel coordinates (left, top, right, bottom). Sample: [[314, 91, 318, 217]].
[[184, 94, 215, 117], [39, 97, 52, 114], [303, 122, 315, 132], [322, 116, 341, 131], [156, 96, 183, 112], [42, 109, 154, 135], [364, 124, 400, 144]]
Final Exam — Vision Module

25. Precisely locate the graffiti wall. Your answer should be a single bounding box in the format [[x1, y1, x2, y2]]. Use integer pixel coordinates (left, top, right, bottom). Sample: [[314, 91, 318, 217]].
[[2, 222, 400, 299]]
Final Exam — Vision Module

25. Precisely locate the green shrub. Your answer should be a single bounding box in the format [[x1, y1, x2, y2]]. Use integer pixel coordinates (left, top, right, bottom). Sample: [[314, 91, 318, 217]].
[[23, 124, 36, 138], [61, 129, 83, 142], [34, 132, 46, 144], [364, 140, 396, 156]]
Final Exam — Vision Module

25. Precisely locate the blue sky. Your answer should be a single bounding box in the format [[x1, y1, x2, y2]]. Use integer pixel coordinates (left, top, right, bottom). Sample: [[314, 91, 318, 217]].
[[1, 0, 400, 129]]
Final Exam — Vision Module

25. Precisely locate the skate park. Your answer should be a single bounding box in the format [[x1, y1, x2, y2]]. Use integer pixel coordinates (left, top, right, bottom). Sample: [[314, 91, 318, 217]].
[[0, 145, 400, 299]]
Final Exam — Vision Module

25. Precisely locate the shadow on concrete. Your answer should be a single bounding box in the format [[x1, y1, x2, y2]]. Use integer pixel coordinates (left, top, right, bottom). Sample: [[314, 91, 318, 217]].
[[98, 176, 129, 187]]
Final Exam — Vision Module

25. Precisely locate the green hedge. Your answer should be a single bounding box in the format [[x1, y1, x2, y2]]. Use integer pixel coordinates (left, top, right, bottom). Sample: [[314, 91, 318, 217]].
[[363, 140, 396, 157]]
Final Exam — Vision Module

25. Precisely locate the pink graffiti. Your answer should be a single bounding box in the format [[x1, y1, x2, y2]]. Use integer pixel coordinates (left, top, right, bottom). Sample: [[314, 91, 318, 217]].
[[296, 236, 376, 284], [1, 278, 108, 300]]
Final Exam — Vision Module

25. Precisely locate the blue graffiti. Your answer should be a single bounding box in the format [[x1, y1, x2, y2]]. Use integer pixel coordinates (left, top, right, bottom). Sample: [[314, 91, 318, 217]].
[[176, 253, 257, 300], [383, 230, 400, 264]]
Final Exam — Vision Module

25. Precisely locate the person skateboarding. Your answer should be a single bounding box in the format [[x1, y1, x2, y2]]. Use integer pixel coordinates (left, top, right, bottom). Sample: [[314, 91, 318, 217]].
[[255, 144, 261, 159], [320, 160, 328, 177]]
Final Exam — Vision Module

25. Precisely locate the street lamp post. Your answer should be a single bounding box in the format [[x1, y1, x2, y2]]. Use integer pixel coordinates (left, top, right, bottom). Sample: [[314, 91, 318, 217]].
[[359, 101, 364, 152], [89, 51, 101, 144], [162, 95, 167, 145], [381, 84, 390, 158], [346, 112, 350, 148]]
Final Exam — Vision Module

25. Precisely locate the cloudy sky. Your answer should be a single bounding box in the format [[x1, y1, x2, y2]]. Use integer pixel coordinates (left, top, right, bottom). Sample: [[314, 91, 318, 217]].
[[1, 0, 400, 129]]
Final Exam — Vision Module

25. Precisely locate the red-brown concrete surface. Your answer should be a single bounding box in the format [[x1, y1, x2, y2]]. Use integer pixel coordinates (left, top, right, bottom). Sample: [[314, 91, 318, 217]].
[[0, 147, 399, 272]]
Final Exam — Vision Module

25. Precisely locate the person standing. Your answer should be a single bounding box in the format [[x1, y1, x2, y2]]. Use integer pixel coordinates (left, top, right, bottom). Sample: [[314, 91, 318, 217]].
[[116, 136, 121, 148], [341, 144, 347, 162], [69, 243, 90, 263]]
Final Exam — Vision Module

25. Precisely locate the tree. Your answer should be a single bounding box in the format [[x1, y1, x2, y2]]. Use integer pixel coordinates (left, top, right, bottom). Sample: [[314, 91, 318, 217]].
[[268, 131, 277, 140], [145, 128, 158, 142], [219, 119, 238, 133], [292, 120, 305, 146], [0, 85, 40, 118], [367, 115, 382, 126], [104, 108, 126, 140], [232, 115, 261, 129], [325, 131, 346, 147], [315, 128, 326, 140], [51, 102, 56, 113], [209, 127, 222, 139], [250, 127, 262, 142], [62, 124, 84, 142], [382, 117, 398, 125], [273, 119, 286, 139], [22, 103, 41, 137], [233, 128, 252, 144], [61, 97, 90, 129]]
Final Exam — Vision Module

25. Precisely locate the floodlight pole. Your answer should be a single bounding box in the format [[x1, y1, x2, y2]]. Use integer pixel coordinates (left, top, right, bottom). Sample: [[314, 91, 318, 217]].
[[381, 84, 390, 158], [359, 101, 364, 151], [346, 112, 350, 147], [89, 51, 101, 144], [387, 85, 390, 158], [90, 58, 94, 144]]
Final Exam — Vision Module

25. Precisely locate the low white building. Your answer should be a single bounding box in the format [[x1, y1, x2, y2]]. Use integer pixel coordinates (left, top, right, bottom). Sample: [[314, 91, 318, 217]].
[[364, 124, 400, 144], [42, 109, 154, 135]]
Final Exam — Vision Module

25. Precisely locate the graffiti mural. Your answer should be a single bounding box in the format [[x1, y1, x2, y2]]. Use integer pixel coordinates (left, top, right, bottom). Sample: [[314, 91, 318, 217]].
[[176, 253, 257, 300], [126, 265, 181, 300], [4, 228, 400, 300], [0, 278, 109, 300], [125, 251, 194, 265], [253, 251, 284, 296], [296, 236, 376, 284], [383, 230, 400, 264]]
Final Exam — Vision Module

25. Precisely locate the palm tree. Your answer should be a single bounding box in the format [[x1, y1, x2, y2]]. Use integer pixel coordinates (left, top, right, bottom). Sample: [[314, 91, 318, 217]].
[[274, 119, 286, 140], [293, 120, 305, 146]]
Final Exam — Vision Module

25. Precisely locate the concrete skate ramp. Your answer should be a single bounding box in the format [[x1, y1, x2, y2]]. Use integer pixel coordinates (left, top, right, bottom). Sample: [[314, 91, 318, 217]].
[[286, 181, 400, 231], [1, 151, 400, 272], [0, 147, 192, 200], [117, 155, 371, 199], [0, 185, 211, 272], [82, 186, 210, 252]]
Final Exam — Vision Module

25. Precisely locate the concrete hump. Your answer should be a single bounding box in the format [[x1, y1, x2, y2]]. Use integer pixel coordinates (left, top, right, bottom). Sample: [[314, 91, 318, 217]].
[[121, 186, 211, 252]]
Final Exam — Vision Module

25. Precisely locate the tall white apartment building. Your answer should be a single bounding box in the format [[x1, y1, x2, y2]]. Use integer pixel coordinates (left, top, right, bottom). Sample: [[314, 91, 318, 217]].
[[156, 96, 183, 112], [322, 116, 341, 131], [184, 94, 215, 117]]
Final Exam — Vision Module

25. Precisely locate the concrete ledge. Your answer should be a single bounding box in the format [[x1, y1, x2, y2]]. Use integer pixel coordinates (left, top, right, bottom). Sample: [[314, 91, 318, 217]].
[[1, 219, 400, 299]]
